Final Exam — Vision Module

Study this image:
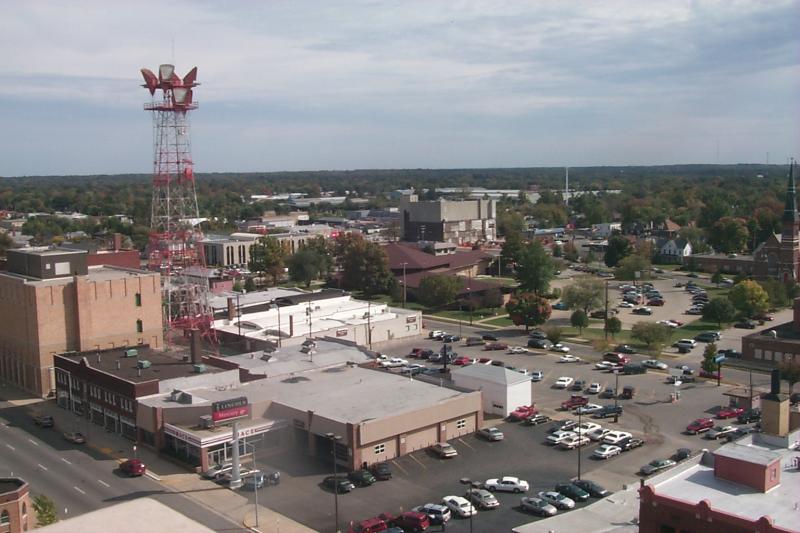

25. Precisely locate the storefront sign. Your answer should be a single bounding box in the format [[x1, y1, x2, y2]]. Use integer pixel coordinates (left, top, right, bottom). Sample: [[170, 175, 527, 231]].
[[211, 396, 250, 423], [406, 316, 417, 323], [336, 329, 348, 337]]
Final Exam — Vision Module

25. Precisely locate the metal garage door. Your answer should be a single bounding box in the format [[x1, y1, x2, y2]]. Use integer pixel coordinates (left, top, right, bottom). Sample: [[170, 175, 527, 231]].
[[403, 425, 438, 452]]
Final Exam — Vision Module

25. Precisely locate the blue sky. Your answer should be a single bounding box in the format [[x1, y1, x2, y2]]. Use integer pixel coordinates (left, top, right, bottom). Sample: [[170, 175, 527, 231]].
[[1, 0, 798, 176]]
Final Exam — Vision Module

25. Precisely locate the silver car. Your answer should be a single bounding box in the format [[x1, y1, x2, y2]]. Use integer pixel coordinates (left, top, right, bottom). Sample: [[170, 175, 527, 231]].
[[538, 491, 575, 510], [520, 496, 557, 516], [477, 427, 504, 441], [467, 488, 499, 509]]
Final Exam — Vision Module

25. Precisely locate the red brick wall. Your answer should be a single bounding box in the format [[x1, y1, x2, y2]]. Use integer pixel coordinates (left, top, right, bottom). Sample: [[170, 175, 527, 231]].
[[713, 454, 779, 492], [86, 250, 141, 269]]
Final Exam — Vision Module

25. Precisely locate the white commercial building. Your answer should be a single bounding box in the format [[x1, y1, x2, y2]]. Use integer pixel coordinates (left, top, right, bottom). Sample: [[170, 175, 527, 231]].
[[451, 364, 531, 417]]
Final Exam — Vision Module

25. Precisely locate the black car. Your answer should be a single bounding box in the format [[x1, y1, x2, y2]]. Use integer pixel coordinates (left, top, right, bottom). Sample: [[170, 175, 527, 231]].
[[323, 475, 355, 493], [529, 331, 547, 340], [554, 482, 589, 502], [737, 408, 761, 424], [734, 320, 757, 329], [718, 348, 742, 359], [482, 333, 499, 341], [615, 345, 636, 354], [548, 419, 577, 433], [33, 414, 54, 428], [419, 349, 435, 359], [672, 448, 692, 462], [369, 462, 392, 480], [523, 414, 551, 426], [442, 334, 461, 343], [593, 405, 623, 419], [619, 437, 645, 451], [572, 479, 609, 498], [347, 469, 376, 486], [528, 338, 553, 349], [571, 379, 586, 391]]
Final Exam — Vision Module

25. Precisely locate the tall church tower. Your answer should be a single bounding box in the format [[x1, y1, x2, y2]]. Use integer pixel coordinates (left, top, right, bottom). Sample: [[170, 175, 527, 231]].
[[778, 160, 799, 282]]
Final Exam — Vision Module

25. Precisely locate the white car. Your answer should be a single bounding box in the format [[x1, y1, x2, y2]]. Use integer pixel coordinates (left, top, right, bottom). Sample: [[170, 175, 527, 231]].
[[551, 344, 571, 353], [603, 430, 633, 445], [508, 346, 528, 354], [442, 495, 476, 517], [400, 363, 426, 374], [674, 339, 697, 349], [586, 427, 611, 441], [530, 370, 544, 382], [484, 476, 529, 493], [587, 382, 602, 394], [379, 357, 408, 368], [657, 320, 679, 329], [546, 430, 577, 445], [558, 434, 590, 449], [618, 301, 635, 308], [593, 444, 622, 459], [554, 376, 574, 389], [595, 361, 615, 370], [574, 403, 603, 415], [559, 354, 580, 363], [642, 359, 668, 370], [538, 491, 575, 510], [574, 421, 601, 435]]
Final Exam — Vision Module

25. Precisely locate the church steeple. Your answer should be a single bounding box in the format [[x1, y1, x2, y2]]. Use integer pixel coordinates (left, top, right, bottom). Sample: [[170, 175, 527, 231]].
[[783, 160, 798, 225]]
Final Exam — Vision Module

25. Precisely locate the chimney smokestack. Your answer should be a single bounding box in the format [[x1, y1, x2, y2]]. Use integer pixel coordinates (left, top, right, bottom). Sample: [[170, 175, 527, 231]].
[[227, 297, 236, 321], [770, 369, 781, 395], [190, 328, 202, 364], [113, 232, 122, 251]]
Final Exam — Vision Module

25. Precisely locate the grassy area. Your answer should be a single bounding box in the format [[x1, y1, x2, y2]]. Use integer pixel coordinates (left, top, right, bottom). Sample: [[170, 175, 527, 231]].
[[432, 308, 504, 322], [561, 326, 635, 344], [483, 316, 516, 327], [672, 318, 732, 342]]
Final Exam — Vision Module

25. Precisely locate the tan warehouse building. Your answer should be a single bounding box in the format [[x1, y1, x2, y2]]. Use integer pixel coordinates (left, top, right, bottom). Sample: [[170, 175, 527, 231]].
[[0, 248, 162, 397]]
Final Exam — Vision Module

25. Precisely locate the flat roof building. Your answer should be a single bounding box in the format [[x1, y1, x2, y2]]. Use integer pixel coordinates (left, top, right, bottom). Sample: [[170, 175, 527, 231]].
[[0, 478, 31, 533], [400, 195, 496, 245]]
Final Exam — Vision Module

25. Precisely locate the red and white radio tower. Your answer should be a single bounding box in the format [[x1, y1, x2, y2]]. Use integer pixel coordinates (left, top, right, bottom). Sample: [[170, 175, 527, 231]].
[[140, 64, 214, 340]]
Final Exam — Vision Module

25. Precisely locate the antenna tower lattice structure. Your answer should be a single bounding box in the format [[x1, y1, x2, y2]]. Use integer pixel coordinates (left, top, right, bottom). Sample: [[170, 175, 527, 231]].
[[140, 64, 215, 340]]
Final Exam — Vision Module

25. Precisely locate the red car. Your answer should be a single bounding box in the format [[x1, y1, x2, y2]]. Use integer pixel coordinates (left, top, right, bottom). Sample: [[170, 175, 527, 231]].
[[120, 459, 146, 477], [686, 418, 714, 434], [753, 313, 773, 321], [647, 299, 665, 306], [716, 406, 745, 419], [668, 319, 684, 327], [378, 511, 430, 532], [452, 356, 473, 366], [560, 395, 589, 411], [409, 348, 424, 358], [508, 405, 538, 421], [699, 370, 720, 379], [484, 342, 509, 351]]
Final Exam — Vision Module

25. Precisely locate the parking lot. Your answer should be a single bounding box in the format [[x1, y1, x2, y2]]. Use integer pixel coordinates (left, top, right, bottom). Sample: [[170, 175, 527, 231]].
[[248, 332, 739, 532]]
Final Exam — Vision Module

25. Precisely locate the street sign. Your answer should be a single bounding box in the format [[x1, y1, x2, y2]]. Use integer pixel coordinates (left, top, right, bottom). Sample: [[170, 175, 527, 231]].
[[212, 396, 250, 423], [714, 354, 726, 364]]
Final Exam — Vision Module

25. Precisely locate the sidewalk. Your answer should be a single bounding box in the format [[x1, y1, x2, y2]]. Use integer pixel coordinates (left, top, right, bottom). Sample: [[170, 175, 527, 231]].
[[13, 391, 314, 533]]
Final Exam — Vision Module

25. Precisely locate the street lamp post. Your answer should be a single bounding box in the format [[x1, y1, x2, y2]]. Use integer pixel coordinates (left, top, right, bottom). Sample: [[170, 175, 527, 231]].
[[577, 407, 582, 480], [401, 262, 408, 308], [326, 433, 342, 533], [459, 477, 475, 533], [603, 280, 609, 340], [613, 370, 620, 423], [467, 271, 473, 326]]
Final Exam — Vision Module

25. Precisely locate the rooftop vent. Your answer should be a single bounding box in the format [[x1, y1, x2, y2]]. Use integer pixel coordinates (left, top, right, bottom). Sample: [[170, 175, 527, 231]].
[[281, 376, 311, 384], [199, 415, 213, 429], [136, 360, 151, 369], [193, 363, 207, 374], [178, 392, 193, 404], [125, 349, 139, 358]]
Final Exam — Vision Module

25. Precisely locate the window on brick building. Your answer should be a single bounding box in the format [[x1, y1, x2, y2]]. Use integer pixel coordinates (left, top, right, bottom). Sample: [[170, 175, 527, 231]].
[[136, 319, 143, 333], [135, 293, 142, 306], [0, 510, 9, 525], [374, 443, 385, 454]]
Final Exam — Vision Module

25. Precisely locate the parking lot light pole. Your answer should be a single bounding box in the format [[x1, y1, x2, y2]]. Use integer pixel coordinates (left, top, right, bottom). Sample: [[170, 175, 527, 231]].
[[326, 433, 342, 533], [577, 407, 582, 480], [459, 477, 474, 533], [613, 370, 620, 423]]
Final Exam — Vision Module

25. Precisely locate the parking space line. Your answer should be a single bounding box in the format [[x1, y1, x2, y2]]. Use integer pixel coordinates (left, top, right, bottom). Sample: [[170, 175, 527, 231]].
[[37, 463, 48, 471], [5, 444, 14, 451], [61, 457, 71, 465], [28, 439, 39, 446], [408, 453, 427, 470], [391, 459, 409, 476], [457, 437, 475, 451], [98, 479, 110, 488], [73, 486, 85, 495]]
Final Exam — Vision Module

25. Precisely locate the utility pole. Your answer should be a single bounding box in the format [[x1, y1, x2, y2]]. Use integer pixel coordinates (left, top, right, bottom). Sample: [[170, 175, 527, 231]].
[[604, 279, 609, 341], [367, 300, 372, 349], [401, 262, 408, 308], [467, 271, 473, 325]]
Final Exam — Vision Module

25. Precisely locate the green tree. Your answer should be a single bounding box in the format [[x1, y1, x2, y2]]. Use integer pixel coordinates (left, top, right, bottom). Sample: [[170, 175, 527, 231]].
[[496, 210, 526, 237], [0, 232, 13, 258], [500, 231, 523, 273], [248, 236, 287, 286], [758, 279, 792, 309], [631, 322, 672, 351], [480, 287, 505, 309], [702, 297, 737, 327], [505, 292, 552, 331], [542, 325, 563, 344], [563, 241, 579, 262], [514, 241, 555, 295], [33, 494, 58, 526], [561, 276, 605, 314], [605, 316, 622, 338], [615, 254, 651, 281], [552, 243, 563, 258], [232, 280, 244, 292], [711, 271, 723, 287], [244, 277, 256, 292], [287, 249, 326, 288], [302, 236, 334, 277], [604, 235, 632, 267], [418, 275, 463, 309], [728, 280, 770, 318], [335, 233, 397, 296], [570, 309, 589, 334], [708, 217, 749, 254], [701, 342, 719, 374], [778, 359, 800, 394]]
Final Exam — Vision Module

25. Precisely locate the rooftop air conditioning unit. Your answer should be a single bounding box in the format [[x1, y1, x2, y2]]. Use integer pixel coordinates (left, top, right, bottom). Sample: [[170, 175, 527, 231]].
[[199, 415, 214, 429], [137, 360, 151, 369], [193, 363, 207, 374], [125, 349, 139, 358]]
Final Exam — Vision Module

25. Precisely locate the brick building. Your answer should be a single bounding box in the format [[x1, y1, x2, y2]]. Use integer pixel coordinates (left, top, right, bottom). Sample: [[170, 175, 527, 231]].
[[0, 478, 31, 533], [0, 248, 162, 397], [741, 296, 800, 365]]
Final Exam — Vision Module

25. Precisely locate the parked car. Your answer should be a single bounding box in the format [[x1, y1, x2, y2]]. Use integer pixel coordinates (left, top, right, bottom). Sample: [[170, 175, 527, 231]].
[[442, 334, 461, 343], [587, 382, 602, 394], [672, 448, 692, 462], [642, 359, 668, 370], [686, 418, 715, 434], [647, 299, 665, 306], [519, 496, 557, 516], [695, 331, 721, 342], [603, 431, 633, 445], [63, 431, 86, 444], [384, 512, 430, 532], [619, 437, 645, 451], [412, 503, 451, 525], [552, 344, 572, 354], [324, 475, 356, 493], [430, 442, 458, 458], [572, 479, 609, 498], [477, 427, 505, 441], [538, 491, 575, 510], [716, 406, 745, 419], [546, 430, 577, 446], [553, 301, 569, 310], [559, 355, 581, 364], [554, 376, 575, 389], [595, 361, 616, 371], [465, 337, 485, 346], [528, 338, 553, 349], [529, 370, 544, 382], [554, 482, 590, 502], [753, 313, 774, 321], [620, 385, 636, 399], [615, 344, 636, 354], [484, 476, 529, 493], [734, 320, 757, 329], [484, 342, 509, 351], [369, 462, 392, 480], [593, 444, 622, 459], [522, 414, 551, 426], [718, 348, 742, 359], [586, 427, 611, 441], [673, 339, 697, 350], [242, 472, 267, 491], [622, 364, 646, 375], [706, 425, 737, 440], [632, 307, 653, 315], [379, 357, 408, 368], [737, 408, 761, 424], [640, 459, 676, 476], [441, 495, 476, 517], [600, 387, 617, 399], [466, 488, 499, 509], [33, 414, 54, 427], [348, 469, 377, 486], [451, 356, 473, 366], [508, 405, 538, 421], [201, 463, 238, 480], [482, 334, 499, 341], [120, 459, 146, 477], [550, 419, 578, 433], [561, 395, 589, 410], [603, 352, 630, 365], [575, 403, 603, 415], [558, 435, 590, 450], [528, 330, 548, 339], [400, 364, 426, 376], [508, 346, 528, 354]]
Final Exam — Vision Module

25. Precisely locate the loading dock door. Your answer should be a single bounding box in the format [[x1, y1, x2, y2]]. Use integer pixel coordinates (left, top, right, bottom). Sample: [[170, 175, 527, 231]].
[[403, 425, 438, 452]]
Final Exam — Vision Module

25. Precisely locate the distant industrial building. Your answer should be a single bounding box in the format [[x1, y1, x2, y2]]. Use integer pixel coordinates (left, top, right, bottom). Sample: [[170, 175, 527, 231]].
[[0, 248, 162, 397], [399, 195, 496, 245]]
